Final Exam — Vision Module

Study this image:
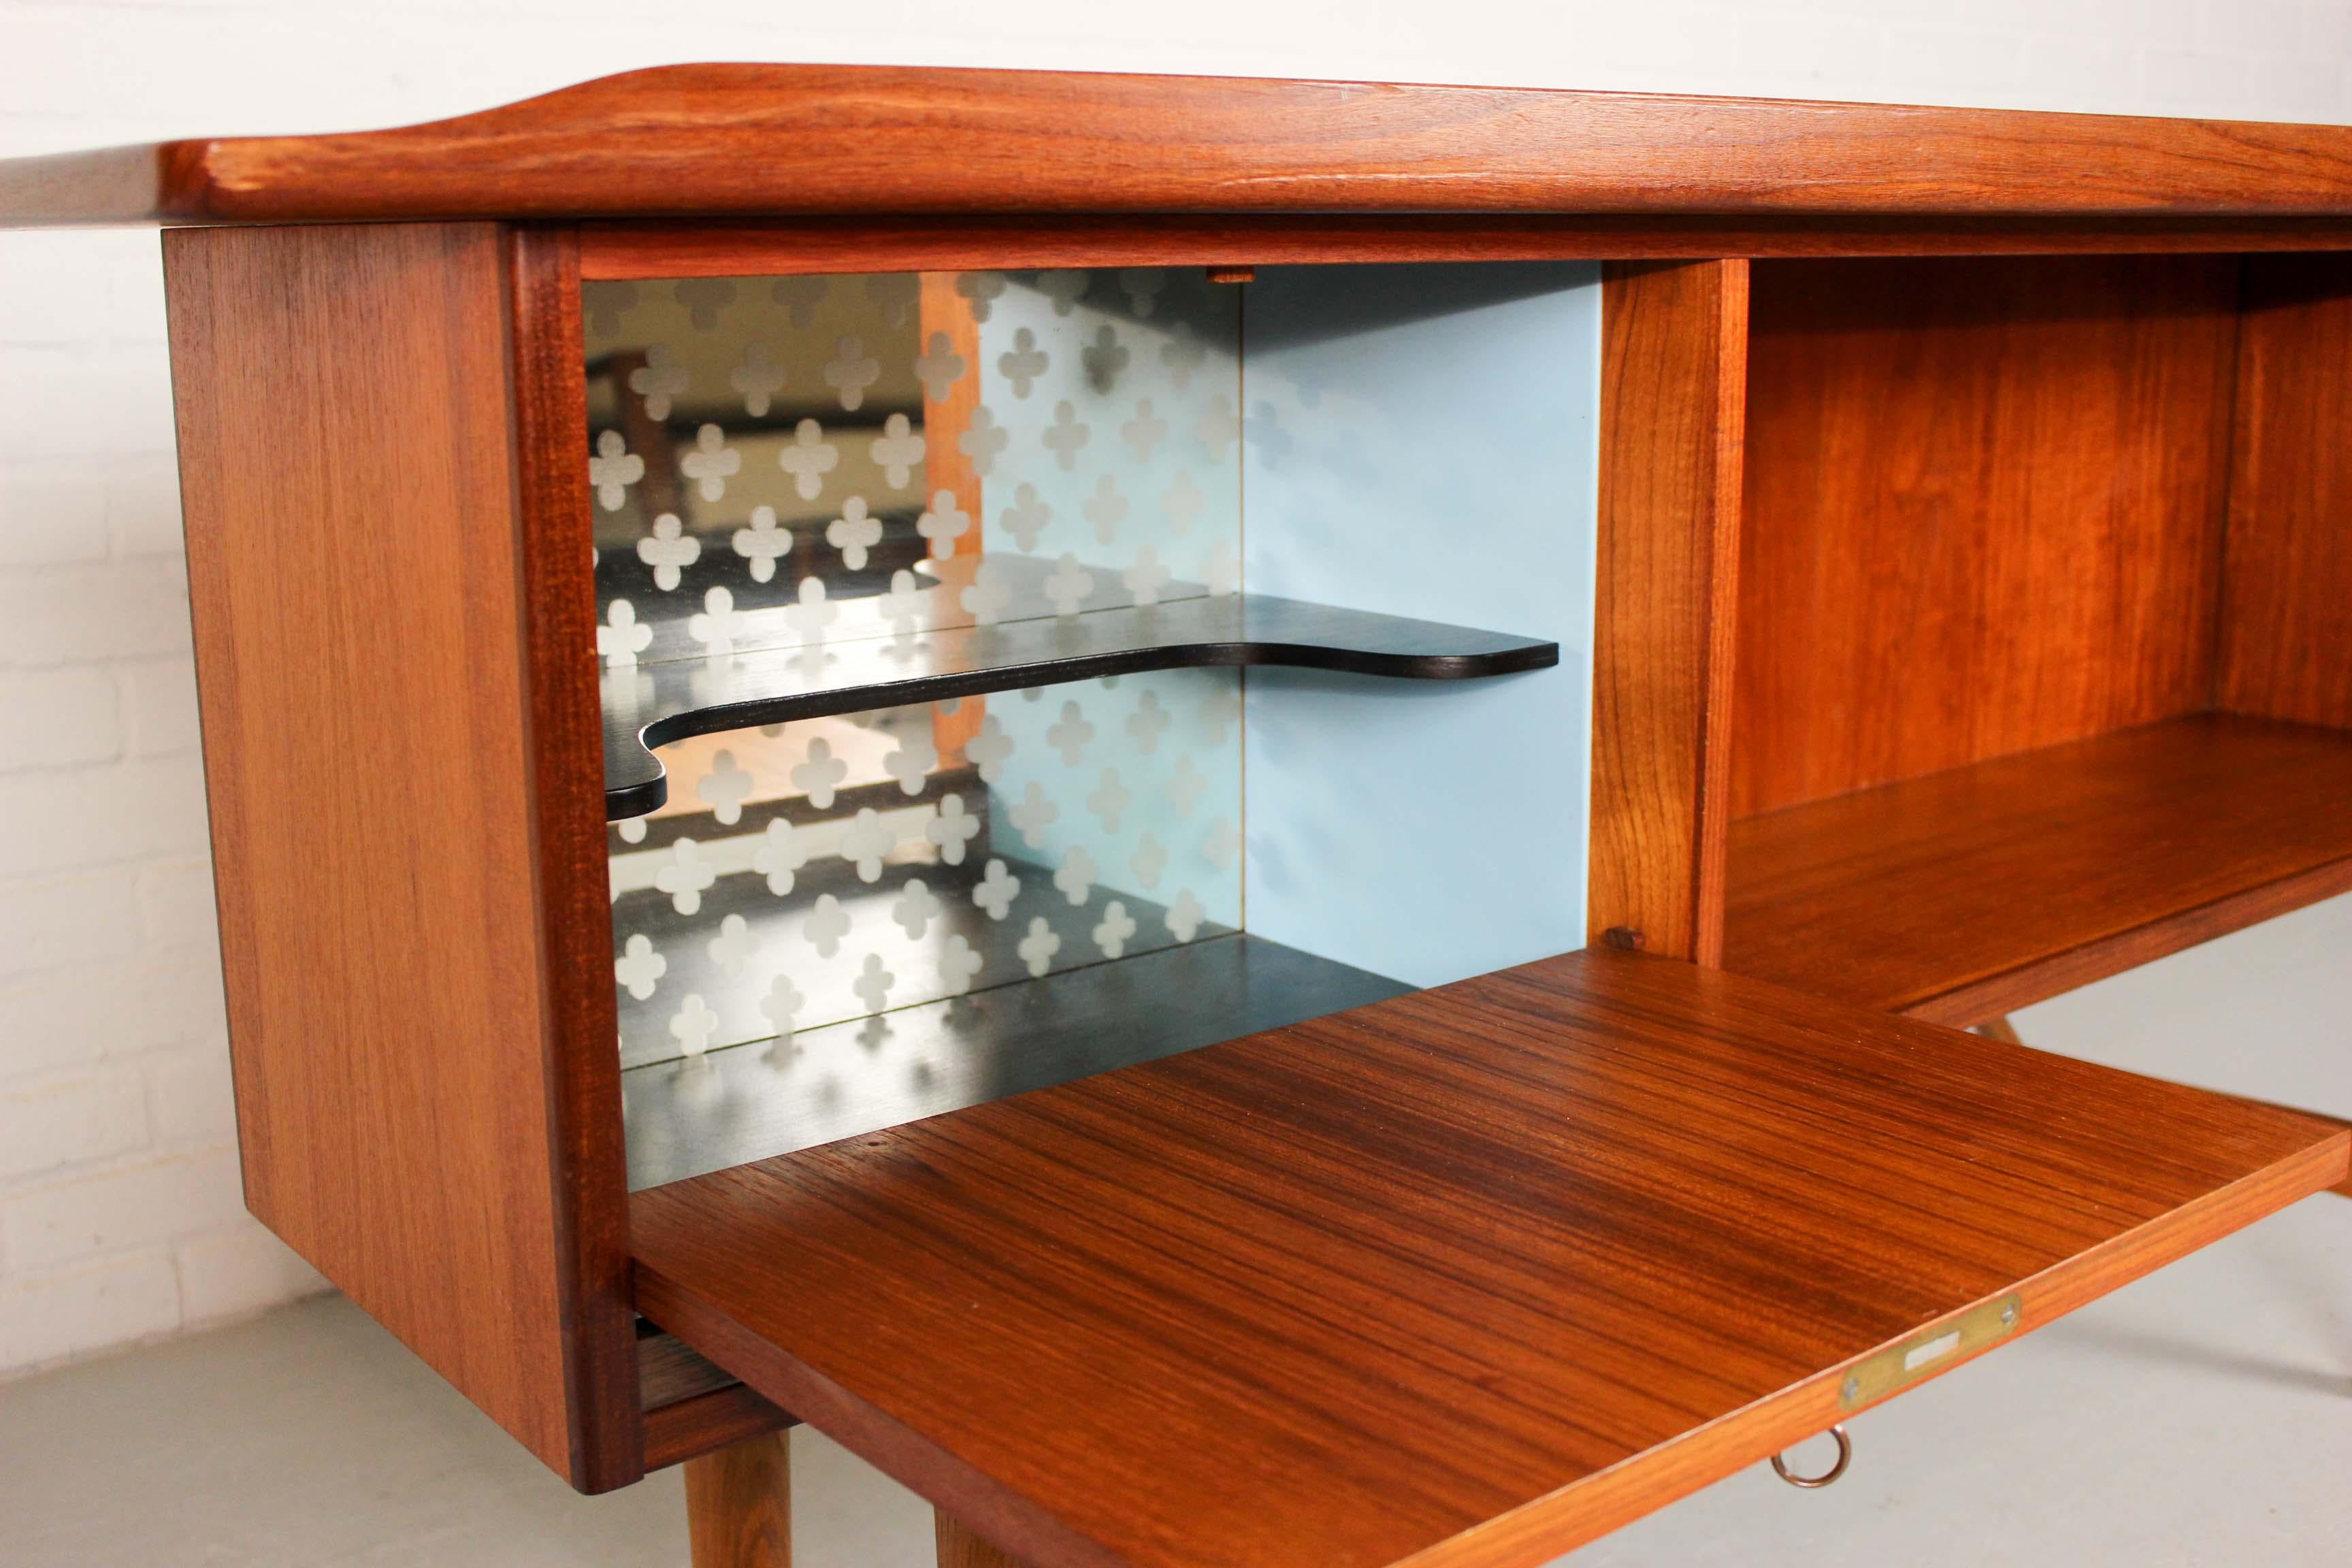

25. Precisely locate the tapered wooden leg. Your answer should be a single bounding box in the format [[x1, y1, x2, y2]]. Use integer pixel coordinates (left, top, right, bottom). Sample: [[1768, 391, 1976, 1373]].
[[685, 1433, 791, 1568], [936, 1510, 1034, 1567]]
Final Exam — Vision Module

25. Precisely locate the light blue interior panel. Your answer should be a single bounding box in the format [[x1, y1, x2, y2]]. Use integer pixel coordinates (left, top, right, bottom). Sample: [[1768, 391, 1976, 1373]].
[[1241, 263, 1601, 987]]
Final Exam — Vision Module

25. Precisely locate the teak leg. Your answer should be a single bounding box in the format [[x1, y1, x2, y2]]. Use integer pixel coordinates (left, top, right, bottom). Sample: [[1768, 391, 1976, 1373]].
[[685, 1432, 791, 1568], [936, 1510, 1035, 1567]]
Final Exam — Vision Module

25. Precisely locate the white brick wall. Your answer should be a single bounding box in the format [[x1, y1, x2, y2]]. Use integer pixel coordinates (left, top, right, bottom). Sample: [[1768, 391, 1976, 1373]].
[[1, 0, 2345, 1379]]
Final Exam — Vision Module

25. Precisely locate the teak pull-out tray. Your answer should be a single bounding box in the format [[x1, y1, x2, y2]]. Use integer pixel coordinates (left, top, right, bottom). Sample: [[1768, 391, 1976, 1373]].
[[631, 950, 2346, 1568]]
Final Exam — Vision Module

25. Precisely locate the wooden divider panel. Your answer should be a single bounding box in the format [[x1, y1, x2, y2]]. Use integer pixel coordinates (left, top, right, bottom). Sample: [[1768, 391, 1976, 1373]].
[[1589, 259, 1747, 964]]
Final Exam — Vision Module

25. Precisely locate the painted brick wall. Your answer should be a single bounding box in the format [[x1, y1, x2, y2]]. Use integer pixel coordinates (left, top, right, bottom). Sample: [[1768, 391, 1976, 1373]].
[[1, 0, 2346, 1377]]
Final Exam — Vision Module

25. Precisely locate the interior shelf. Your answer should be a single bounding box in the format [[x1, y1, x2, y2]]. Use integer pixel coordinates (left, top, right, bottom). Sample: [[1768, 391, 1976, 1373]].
[[630, 948, 2347, 1568], [603, 592, 1558, 818], [1724, 713, 2352, 1026], [622, 931, 1411, 1190]]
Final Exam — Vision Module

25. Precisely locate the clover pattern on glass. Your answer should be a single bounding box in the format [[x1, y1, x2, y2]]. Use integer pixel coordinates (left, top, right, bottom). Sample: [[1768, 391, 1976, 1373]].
[[584, 267, 1239, 670], [606, 667, 1240, 1071], [587, 270, 1245, 1072]]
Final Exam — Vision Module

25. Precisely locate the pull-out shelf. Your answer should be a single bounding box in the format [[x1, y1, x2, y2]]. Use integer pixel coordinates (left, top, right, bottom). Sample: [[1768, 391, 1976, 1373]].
[[631, 949, 2347, 1568]]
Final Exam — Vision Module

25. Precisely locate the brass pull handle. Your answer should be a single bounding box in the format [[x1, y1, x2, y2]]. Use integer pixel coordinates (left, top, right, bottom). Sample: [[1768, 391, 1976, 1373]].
[[1770, 1425, 1852, 1489]]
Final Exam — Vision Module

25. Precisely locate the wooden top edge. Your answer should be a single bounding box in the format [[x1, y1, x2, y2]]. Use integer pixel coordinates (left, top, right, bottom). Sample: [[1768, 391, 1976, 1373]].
[[11, 63, 2352, 229]]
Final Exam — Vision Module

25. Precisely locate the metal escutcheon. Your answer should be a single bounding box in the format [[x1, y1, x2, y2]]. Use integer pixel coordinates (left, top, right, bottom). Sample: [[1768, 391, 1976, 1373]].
[[1769, 1425, 1852, 1489]]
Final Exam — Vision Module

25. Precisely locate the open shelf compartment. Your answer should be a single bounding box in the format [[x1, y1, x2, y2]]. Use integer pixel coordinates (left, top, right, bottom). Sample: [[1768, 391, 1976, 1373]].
[[1721, 255, 2352, 1027], [1725, 713, 2352, 1026], [630, 949, 2348, 1568]]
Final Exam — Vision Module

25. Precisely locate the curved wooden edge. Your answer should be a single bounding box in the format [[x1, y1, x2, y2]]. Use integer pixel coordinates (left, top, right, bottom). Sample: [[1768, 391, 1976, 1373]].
[[17, 63, 2352, 229], [603, 617, 1559, 820]]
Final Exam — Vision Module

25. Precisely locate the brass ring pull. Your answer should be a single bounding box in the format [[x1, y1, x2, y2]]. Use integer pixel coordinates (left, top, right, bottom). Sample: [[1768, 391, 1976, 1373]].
[[1770, 1425, 1852, 1489]]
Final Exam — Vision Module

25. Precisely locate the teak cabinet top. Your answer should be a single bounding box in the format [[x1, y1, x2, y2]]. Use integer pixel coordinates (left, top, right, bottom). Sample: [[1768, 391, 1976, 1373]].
[[12, 62, 2352, 242]]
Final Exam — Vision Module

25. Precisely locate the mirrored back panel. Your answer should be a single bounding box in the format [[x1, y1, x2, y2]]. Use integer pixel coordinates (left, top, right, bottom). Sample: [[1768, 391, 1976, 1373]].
[[585, 262, 1602, 1186]]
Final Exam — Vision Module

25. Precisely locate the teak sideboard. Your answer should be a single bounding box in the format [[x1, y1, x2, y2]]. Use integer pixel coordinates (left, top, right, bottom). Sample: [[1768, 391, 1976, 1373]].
[[6, 64, 2350, 1568]]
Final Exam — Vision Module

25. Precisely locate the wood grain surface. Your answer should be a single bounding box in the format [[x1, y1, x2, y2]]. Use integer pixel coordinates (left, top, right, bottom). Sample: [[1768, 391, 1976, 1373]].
[[576, 215, 2352, 278], [167, 224, 587, 1479], [686, 1433, 792, 1568], [632, 949, 2345, 1568], [1735, 256, 2242, 816], [508, 226, 646, 1491], [19, 64, 2352, 227], [1724, 713, 2352, 1025], [1588, 260, 1746, 962], [939, 1516, 1038, 1568], [640, 1330, 794, 1474], [2220, 253, 2352, 730]]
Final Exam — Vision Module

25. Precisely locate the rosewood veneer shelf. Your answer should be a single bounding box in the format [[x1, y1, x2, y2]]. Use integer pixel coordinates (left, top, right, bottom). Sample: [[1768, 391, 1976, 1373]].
[[1724, 715, 2352, 1026], [633, 949, 2347, 1568], [606, 591, 1557, 817]]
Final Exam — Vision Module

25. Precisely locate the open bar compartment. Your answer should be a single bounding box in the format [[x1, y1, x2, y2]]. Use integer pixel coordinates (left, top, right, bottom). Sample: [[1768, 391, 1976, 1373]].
[[607, 255, 2349, 1567], [602, 262, 1594, 1186], [1723, 255, 2352, 1026], [91, 69, 2352, 1524]]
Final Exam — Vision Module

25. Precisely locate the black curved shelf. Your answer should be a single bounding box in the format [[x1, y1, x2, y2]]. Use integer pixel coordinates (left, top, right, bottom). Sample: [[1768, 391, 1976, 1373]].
[[602, 593, 1558, 818]]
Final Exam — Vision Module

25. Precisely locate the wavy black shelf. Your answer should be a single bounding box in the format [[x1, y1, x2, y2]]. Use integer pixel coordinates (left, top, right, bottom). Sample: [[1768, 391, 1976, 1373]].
[[602, 593, 1558, 818]]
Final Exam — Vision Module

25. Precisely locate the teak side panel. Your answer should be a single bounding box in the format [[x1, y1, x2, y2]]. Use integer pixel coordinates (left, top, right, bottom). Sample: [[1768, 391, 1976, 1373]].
[[1723, 714, 2352, 1024], [22, 64, 2352, 227], [1734, 256, 2242, 816], [2220, 253, 2352, 729], [166, 223, 587, 1482], [508, 228, 645, 1490], [1589, 260, 1746, 962], [632, 950, 2347, 1568]]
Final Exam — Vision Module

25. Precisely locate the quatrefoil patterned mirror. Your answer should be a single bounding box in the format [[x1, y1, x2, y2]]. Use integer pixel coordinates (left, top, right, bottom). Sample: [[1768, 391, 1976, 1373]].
[[585, 269, 1247, 1068]]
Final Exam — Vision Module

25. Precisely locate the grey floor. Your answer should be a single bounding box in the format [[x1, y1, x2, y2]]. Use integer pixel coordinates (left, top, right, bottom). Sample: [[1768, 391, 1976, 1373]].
[[3, 900, 2347, 1566]]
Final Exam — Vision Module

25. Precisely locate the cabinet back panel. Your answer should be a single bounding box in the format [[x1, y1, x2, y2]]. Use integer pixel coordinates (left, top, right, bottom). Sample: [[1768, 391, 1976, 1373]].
[[2221, 253, 2352, 730], [1241, 263, 1600, 985], [1734, 256, 2240, 817]]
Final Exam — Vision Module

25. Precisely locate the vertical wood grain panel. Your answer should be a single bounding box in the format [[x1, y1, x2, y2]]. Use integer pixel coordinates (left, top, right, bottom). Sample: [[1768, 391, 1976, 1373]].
[[166, 223, 584, 1481], [1735, 257, 2241, 816], [1590, 259, 1748, 964], [510, 227, 643, 1491], [2219, 253, 2352, 730]]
